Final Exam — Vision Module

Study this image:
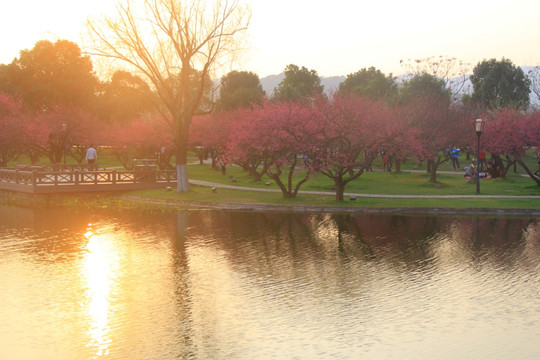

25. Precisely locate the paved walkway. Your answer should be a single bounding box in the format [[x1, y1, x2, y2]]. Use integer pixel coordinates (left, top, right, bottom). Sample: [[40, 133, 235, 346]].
[[189, 179, 540, 200]]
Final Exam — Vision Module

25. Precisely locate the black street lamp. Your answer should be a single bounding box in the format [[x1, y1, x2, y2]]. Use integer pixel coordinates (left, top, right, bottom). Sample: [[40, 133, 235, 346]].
[[474, 118, 485, 194]]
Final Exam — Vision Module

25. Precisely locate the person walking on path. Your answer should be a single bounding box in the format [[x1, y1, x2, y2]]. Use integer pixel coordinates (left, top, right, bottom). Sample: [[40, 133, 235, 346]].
[[451, 147, 460, 170], [86, 145, 98, 171]]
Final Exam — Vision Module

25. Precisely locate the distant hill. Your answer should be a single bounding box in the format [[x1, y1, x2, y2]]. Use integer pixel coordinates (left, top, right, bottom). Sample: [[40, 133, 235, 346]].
[[259, 67, 539, 107], [260, 74, 346, 96], [259, 74, 284, 96]]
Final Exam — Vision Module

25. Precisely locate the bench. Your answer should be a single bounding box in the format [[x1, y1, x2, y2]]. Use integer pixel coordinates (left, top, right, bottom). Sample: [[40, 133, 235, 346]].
[[133, 159, 157, 182]]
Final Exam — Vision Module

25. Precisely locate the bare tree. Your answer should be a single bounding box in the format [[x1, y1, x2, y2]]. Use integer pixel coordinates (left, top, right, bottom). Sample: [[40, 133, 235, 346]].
[[87, 0, 250, 191], [400, 55, 471, 103], [528, 66, 540, 109]]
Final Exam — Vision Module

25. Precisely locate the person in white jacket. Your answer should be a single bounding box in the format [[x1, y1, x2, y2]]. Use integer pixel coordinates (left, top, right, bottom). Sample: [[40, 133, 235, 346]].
[[85, 145, 97, 170]]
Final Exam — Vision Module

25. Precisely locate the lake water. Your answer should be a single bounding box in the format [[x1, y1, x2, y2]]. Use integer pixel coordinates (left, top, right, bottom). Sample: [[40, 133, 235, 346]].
[[1, 205, 539, 360]]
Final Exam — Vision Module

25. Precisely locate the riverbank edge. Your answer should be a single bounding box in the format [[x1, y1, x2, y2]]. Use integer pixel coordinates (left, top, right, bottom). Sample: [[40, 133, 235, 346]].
[[1, 189, 539, 217], [117, 195, 540, 217]]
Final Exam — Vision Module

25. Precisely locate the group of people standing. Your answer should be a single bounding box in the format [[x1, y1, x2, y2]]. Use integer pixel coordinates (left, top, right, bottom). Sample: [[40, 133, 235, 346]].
[[462, 149, 505, 179], [447, 145, 495, 180]]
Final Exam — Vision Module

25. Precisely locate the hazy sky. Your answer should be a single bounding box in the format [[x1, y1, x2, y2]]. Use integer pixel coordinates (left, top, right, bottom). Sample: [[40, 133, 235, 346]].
[[1, 0, 539, 77]]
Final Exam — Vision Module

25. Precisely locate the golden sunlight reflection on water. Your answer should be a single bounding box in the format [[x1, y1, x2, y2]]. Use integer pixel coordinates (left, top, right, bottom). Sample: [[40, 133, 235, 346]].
[[81, 224, 119, 358]]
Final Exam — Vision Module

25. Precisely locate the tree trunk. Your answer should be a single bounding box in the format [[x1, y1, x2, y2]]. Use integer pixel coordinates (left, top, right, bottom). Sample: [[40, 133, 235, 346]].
[[334, 177, 345, 202], [395, 158, 401, 172], [517, 160, 540, 186], [211, 153, 217, 169], [429, 155, 444, 183], [336, 185, 345, 201], [175, 127, 190, 192], [429, 156, 442, 183], [430, 166, 437, 183], [176, 164, 190, 192], [270, 174, 293, 198], [500, 157, 514, 179], [267, 157, 310, 199]]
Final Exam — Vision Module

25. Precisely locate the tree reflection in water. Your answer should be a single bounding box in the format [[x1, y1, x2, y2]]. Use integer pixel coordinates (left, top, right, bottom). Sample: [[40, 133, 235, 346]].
[[0, 205, 539, 360]]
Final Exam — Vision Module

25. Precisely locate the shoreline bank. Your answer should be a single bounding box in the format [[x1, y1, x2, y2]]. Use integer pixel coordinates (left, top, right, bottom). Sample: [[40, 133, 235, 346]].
[[118, 194, 540, 217], [1, 188, 539, 217]]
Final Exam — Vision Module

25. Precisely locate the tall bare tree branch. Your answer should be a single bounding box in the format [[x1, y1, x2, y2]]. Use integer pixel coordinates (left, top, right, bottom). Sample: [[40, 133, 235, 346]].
[[87, 0, 250, 191]]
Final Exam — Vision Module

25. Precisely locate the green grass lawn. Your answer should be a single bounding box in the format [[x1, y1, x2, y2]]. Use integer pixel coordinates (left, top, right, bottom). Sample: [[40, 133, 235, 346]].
[[186, 163, 540, 196], [126, 162, 540, 211], [128, 183, 540, 211]]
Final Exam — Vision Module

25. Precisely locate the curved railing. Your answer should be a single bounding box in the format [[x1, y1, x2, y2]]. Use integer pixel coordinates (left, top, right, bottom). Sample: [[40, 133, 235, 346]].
[[0, 168, 177, 193]]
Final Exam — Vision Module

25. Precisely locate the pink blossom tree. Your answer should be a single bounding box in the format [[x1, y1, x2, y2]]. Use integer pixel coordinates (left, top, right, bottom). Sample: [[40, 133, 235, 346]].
[[482, 109, 540, 185], [400, 95, 468, 182], [21, 112, 49, 164], [189, 115, 211, 165], [0, 94, 25, 167], [190, 112, 233, 173], [305, 94, 383, 201], [103, 116, 171, 169], [226, 105, 283, 182], [258, 100, 317, 198], [218, 99, 317, 197], [38, 106, 103, 164], [371, 105, 415, 172]]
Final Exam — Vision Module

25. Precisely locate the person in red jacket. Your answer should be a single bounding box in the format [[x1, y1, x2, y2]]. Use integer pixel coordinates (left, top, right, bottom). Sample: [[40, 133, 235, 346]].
[[478, 149, 486, 171]]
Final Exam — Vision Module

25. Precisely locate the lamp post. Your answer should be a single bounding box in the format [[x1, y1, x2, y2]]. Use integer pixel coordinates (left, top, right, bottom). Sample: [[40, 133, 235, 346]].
[[474, 118, 485, 194]]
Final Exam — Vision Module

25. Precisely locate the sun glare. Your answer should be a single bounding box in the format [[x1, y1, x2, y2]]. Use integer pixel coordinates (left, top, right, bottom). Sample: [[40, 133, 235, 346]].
[[81, 226, 120, 357]]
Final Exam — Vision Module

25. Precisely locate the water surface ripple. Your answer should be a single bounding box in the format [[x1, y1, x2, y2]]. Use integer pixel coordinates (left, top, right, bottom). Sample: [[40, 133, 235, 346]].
[[1, 206, 539, 359]]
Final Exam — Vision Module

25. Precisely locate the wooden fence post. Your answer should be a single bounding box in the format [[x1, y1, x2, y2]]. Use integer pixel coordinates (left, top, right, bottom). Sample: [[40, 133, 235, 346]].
[[32, 171, 37, 191]]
